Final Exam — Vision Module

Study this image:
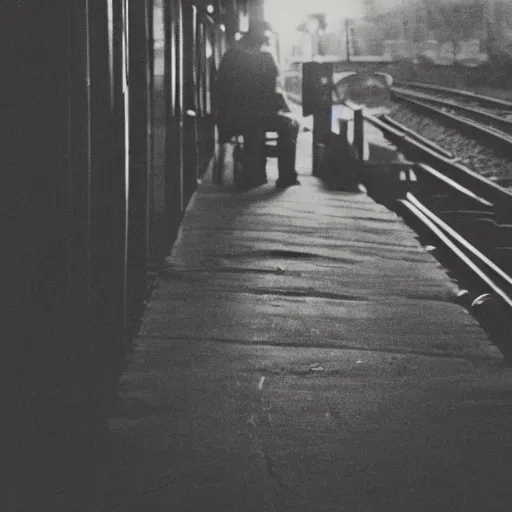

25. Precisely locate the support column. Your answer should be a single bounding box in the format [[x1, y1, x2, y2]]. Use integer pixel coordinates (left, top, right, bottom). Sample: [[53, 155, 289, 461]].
[[248, 0, 264, 23], [354, 108, 365, 160], [302, 62, 333, 176], [127, 0, 150, 327]]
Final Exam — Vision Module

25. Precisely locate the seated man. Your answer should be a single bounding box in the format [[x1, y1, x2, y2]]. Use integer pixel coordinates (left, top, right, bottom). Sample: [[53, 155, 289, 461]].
[[214, 21, 300, 188]]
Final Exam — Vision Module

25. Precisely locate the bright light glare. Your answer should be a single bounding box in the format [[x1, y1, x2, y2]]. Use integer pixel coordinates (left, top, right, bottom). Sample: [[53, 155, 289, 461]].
[[265, 0, 363, 34], [305, 17, 319, 35], [207, 4, 214, 14], [235, 32, 243, 41], [265, 0, 364, 65]]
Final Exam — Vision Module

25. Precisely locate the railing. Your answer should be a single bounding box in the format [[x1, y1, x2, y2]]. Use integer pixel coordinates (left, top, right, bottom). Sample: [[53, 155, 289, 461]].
[[359, 112, 512, 359]]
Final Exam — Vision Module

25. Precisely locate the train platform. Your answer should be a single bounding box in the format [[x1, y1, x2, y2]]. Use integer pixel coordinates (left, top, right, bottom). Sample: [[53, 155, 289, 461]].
[[14, 130, 512, 512], [89, 131, 512, 512]]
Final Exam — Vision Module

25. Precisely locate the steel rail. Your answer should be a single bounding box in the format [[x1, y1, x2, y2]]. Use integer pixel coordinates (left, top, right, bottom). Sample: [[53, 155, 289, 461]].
[[406, 193, 512, 290], [363, 113, 452, 161], [364, 111, 512, 211], [413, 163, 493, 209], [392, 87, 512, 136], [393, 80, 512, 109], [362, 110, 512, 349], [379, 113, 455, 159], [398, 196, 512, 308], [392, 92, 512, 152]]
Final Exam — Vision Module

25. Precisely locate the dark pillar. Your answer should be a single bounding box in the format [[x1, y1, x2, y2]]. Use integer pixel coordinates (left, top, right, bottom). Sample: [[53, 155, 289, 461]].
[[111, 0, 130, 336], [127, 0, 150, 328], [302, 62, 333, 176], [68, 0, 93, 348], [165, 0, 184, 233], [183, 3, 199, 206], [248, 0, 264, 23], [353, 108, 365, 160]]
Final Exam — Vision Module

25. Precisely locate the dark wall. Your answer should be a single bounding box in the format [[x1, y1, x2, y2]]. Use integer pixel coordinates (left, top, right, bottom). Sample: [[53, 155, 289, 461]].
[[2, 0, 71, 398], [1, 0, 226, 416], [0, 0, 233, 449]]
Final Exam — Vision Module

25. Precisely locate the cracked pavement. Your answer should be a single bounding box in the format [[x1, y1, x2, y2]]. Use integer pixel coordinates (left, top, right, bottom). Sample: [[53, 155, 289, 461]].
[[99, 144, 512, 511], [14, 132, 512, 511]]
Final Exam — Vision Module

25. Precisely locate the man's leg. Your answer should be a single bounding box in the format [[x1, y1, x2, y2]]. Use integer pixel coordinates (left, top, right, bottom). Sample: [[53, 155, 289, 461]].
[[219, 116, 266, 188], [242, 125, 267, 186]]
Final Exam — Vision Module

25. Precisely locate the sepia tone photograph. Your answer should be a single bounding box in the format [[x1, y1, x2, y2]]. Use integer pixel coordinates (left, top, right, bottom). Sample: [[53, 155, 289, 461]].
[[3, 0, 512, 510]]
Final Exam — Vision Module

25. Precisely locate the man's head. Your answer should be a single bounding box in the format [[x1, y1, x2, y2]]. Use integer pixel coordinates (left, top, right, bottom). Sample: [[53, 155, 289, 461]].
[[240, 20, 272, 48]]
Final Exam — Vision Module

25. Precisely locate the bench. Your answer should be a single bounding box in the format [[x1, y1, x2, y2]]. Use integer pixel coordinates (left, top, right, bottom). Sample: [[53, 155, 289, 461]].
[[213, 130, 279, 187]]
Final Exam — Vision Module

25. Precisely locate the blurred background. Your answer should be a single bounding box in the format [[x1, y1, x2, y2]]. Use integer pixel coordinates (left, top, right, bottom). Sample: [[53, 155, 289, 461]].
[[265, 0, 512, 76]]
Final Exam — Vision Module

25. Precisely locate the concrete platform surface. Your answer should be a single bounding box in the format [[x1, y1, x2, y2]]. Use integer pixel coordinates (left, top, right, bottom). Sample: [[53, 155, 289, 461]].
[[95, 149, 512, 512]]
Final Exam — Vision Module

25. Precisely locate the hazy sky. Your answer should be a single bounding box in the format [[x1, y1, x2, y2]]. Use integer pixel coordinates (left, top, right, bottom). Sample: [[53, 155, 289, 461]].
[[265, 0, 407, 34], [265, 0, 363, 34]]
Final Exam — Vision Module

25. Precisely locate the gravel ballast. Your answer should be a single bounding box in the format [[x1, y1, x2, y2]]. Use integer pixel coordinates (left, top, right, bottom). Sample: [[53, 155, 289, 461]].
[[388, 103, 512, 186]]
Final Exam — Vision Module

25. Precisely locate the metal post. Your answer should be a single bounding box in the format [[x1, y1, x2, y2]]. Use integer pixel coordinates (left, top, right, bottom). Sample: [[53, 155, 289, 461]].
[[345, 18, 351, 62], [339, 118, 349, 142], [313, 107, 331, 176], [313, 64, 333, 176], [353, 108, 364, 160], [302, 62, 333, 176]]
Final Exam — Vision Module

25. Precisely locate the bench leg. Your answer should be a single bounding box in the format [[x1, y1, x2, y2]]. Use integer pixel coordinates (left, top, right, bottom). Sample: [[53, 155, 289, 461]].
[[213, 143, 226, 185], [240, 131, 267, 187]]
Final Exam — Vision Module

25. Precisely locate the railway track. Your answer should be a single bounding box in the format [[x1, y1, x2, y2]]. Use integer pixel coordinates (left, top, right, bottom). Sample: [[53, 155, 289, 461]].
[[392, 80, 512, 111], [287, 83, 512, 354], [392, 87, 512, 135], [398, 191, 512, 359], [362, 113, 512, 358], [365, 114, 512, 201], [390, 89, 512, 154]]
